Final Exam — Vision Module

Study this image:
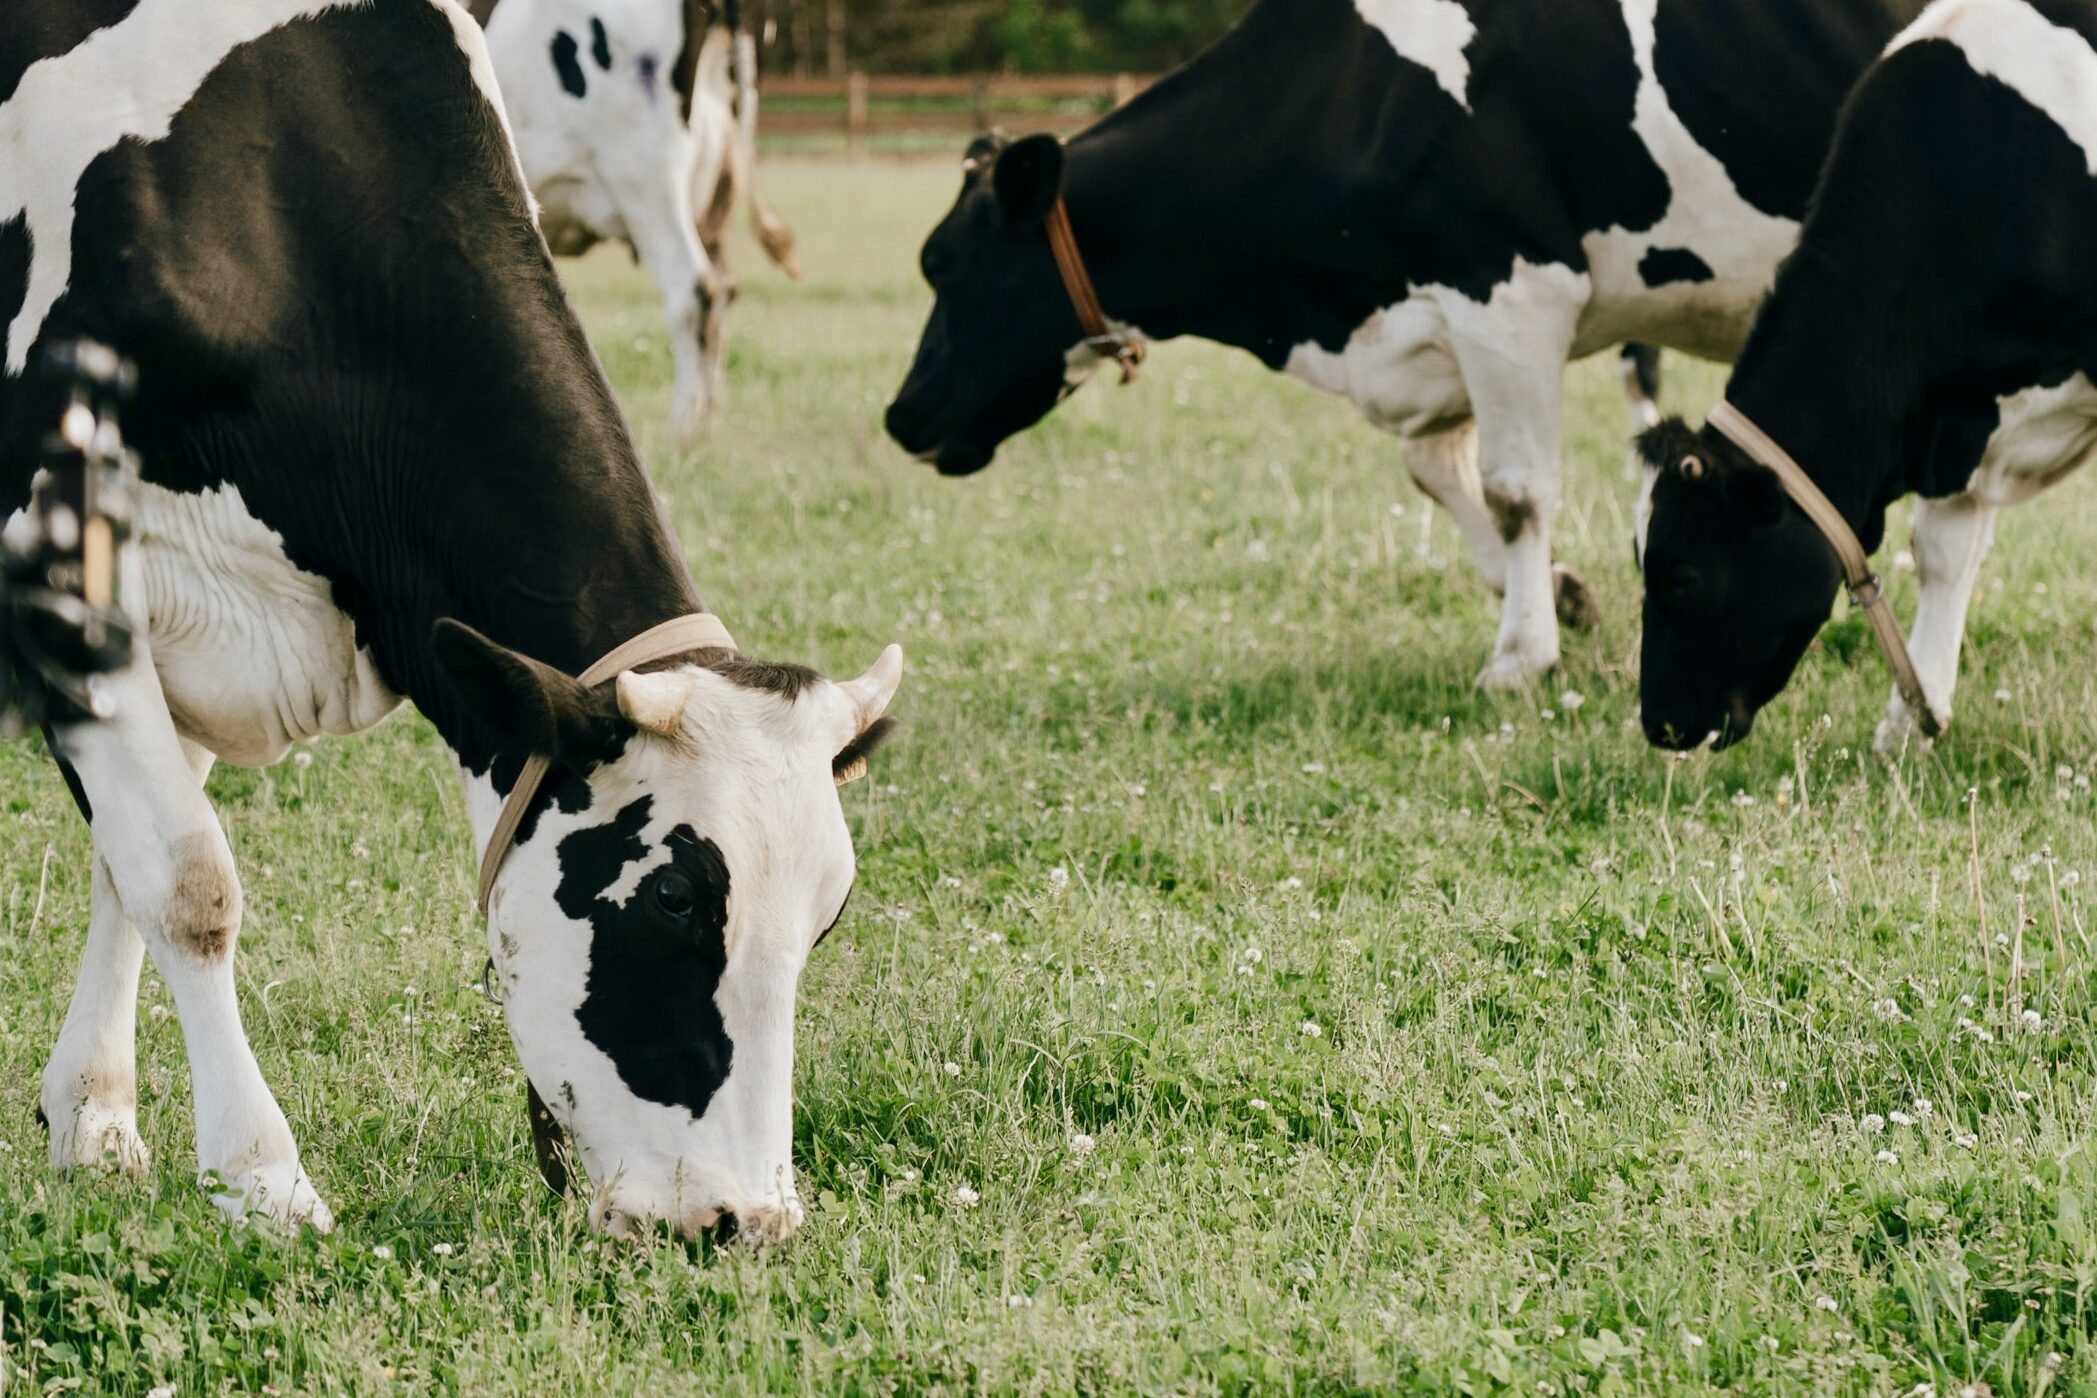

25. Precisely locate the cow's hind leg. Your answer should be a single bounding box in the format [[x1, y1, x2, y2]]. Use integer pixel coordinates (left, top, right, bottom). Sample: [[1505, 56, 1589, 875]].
[[1875, 493, 1997, 753], [41, 854, 151, 1175], [49, 645, 329, 1229], [1404, 424, 1597, 630], [1438, 267, 1590, 687]]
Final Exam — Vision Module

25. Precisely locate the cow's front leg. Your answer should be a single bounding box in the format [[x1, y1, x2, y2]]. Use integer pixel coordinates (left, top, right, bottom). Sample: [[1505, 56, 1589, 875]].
[[40, 854, 150, 1175], [50, 655, 330, 1229], [1875, 493, 1997, 753], [1438, 269, 1588, 687]]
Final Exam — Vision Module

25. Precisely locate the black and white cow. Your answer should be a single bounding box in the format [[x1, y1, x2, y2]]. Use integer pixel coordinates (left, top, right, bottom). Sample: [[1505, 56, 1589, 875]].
[[1636, 0, 2097, 751], [481, 0, 799, 445], [887, 0, 1934, 689], [1, 0, 900, 1243]]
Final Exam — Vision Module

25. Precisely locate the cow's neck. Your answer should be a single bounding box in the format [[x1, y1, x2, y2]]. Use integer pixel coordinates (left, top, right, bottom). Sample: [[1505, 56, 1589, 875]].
[[1057, 2, 1395, 366], [1722, 255, 1918, 556]]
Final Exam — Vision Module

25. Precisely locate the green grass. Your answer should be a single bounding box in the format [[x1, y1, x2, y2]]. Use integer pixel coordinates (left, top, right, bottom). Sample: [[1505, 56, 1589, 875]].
[[4, 157, 2097, 1395]]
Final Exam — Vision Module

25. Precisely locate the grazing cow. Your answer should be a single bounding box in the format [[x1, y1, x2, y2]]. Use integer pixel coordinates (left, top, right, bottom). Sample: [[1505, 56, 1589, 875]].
[[886, 0, 1935, 689], [481, 0, 799, 445], [1, 0, 900, 1243], [1636, 0, 2097, 751]]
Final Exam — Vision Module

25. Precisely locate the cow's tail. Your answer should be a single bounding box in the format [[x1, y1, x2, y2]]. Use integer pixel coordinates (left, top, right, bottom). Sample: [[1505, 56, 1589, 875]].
[[726, 0, 801, 277]]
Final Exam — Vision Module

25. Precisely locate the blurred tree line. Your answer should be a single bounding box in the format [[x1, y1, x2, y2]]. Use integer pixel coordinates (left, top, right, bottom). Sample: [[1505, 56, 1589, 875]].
[[745, 0, 1254, 75]]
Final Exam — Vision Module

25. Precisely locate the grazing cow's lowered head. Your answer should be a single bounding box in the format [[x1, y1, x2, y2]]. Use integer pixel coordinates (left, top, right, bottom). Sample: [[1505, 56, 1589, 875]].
[[444, 628, 903, 1244], [887, 133, 1111, 476], [1633, 419, 1842, 751]]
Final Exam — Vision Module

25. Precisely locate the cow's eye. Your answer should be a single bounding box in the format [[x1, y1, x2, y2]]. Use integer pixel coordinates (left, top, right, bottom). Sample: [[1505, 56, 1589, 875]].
[[650, 871, 696, 923]]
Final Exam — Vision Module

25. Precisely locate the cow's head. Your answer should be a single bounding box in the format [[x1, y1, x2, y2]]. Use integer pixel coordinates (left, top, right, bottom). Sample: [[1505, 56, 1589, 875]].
[[1635, 419, 1842, 750], [886, 132, 1108, 475], [437, 623, 903, 1244]]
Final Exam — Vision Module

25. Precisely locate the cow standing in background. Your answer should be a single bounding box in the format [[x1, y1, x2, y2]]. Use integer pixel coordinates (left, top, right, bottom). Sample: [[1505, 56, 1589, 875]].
[[3, 0, 896, 1242], [480, 0, 799, 445], [887, 0, 1934, 691], [1636, 0, 2097, 751]]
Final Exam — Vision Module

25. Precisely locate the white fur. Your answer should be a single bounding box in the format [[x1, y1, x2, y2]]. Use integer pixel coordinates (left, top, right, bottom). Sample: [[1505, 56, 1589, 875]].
[[133, 482, 400, 765], [1284, 0, 1830, 688], [1351, 0, 1477, 109], [487, 0, 733, 444], [1577, 0, 1802, 358], [0, 0, 361, 372], [1877, 375, 2097, 749], [475, 665, 888, 1241], [1288, 260, 1593, 685], [1889, 0, 2097, 174]]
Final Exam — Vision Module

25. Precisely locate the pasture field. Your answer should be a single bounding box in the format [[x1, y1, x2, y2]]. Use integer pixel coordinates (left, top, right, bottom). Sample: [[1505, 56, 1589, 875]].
[[3, 158, 2097, 1397]]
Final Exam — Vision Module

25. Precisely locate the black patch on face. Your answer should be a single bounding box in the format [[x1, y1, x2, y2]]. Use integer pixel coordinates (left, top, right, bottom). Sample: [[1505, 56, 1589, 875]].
[[588, 18, 611, 71], [551, 30, 587, 98], [557, 799, 735, 1120], [0, 216, 25, 352], [1639, 246, 1715, 287]]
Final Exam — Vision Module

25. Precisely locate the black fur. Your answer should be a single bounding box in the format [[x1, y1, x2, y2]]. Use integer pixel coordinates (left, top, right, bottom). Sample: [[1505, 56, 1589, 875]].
[[887, 0, 1924, 476], [560, 803, 734, 1119], [1638, 11, 2097, 748], [588, 17, 611, 71], [551, 29, 586, 98], [1638, 247, 1715, 287]]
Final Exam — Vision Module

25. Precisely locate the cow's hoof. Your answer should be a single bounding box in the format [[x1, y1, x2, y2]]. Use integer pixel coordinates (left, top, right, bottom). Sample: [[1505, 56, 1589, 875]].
[[48, 1103, 150, 1177], [1475, 650, 1554, 691], [1874, 702, 1941, 757], [204, 1163, 334, 1232], [1553, 564, 1602, 631]]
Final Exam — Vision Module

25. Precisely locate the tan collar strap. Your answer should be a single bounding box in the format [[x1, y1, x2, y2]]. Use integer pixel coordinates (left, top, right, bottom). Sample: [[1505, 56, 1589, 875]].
[[1044, 194, 1146, 384], [475, 613, 737, 915], [1706, 401, 1944, 739]]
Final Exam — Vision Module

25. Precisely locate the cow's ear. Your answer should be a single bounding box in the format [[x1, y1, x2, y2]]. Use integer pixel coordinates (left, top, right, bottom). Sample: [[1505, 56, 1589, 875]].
[[432, 619, 627, 767], [833, 644, 904, 785], [1637, 418, 1707, 480], [992, 134, 1065, 225]]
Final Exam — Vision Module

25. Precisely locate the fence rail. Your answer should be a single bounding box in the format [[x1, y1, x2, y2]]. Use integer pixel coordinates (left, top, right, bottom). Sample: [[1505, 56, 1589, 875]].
[[760, 72, 1155, 147]]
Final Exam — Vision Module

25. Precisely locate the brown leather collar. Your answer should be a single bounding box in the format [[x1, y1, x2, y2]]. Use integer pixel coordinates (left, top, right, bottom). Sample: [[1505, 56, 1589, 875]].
[[1706, 401, 1945, 739], [1044, 195, 1146, 384]]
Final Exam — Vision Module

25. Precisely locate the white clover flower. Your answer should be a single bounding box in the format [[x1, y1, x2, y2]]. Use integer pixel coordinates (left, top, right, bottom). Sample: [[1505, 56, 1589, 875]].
[[1248, 1098, 1270, 1112], [1047, 866, 1070, 889], [433, 1242, 454, 1257], [1301, 762, 1326, 774], [1954, 1131, 1978, 1149], [1006, 1294, 1032, 1309], [1815, 1295, 1839, 1312], [1560, 690, 1585, 712], [1888, 1111, 1916, 1127], [1299, 1020, 1322, 1038], [372, 1244, 393, 1260], [2016, 1089, 2034, 1103], [1873, 998, 1909, 1024], [1875, 1150, 1899, 1165], [1068, 1133, 1095, 1157], [1241, 946, 1263, 965], [2021, 1009, 2043, 1030], [953, 1184, 980, 1207], [1684, 1332, 1705, 1350], [1995, 688, 2014, 703], [1914, 1098, 1934, 1118], [147, 1388, 177, 1398], [1860, 1113, 1886, 1135], [942, 1061, 961, 1077], [1732, 791, 1756, 807]]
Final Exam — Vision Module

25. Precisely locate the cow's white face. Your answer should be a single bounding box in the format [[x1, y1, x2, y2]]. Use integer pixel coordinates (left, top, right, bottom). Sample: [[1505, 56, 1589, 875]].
[[447, 628, 902, 1245]]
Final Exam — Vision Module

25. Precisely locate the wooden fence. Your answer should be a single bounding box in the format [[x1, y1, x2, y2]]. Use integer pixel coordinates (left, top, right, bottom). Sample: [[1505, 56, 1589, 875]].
[[760, 72, 1154, 148]]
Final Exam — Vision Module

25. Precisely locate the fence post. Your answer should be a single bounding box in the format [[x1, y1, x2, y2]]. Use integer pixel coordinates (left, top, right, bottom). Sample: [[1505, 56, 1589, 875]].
[[1112, 72, 1139, 107], [847, 70, 868, 153]]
